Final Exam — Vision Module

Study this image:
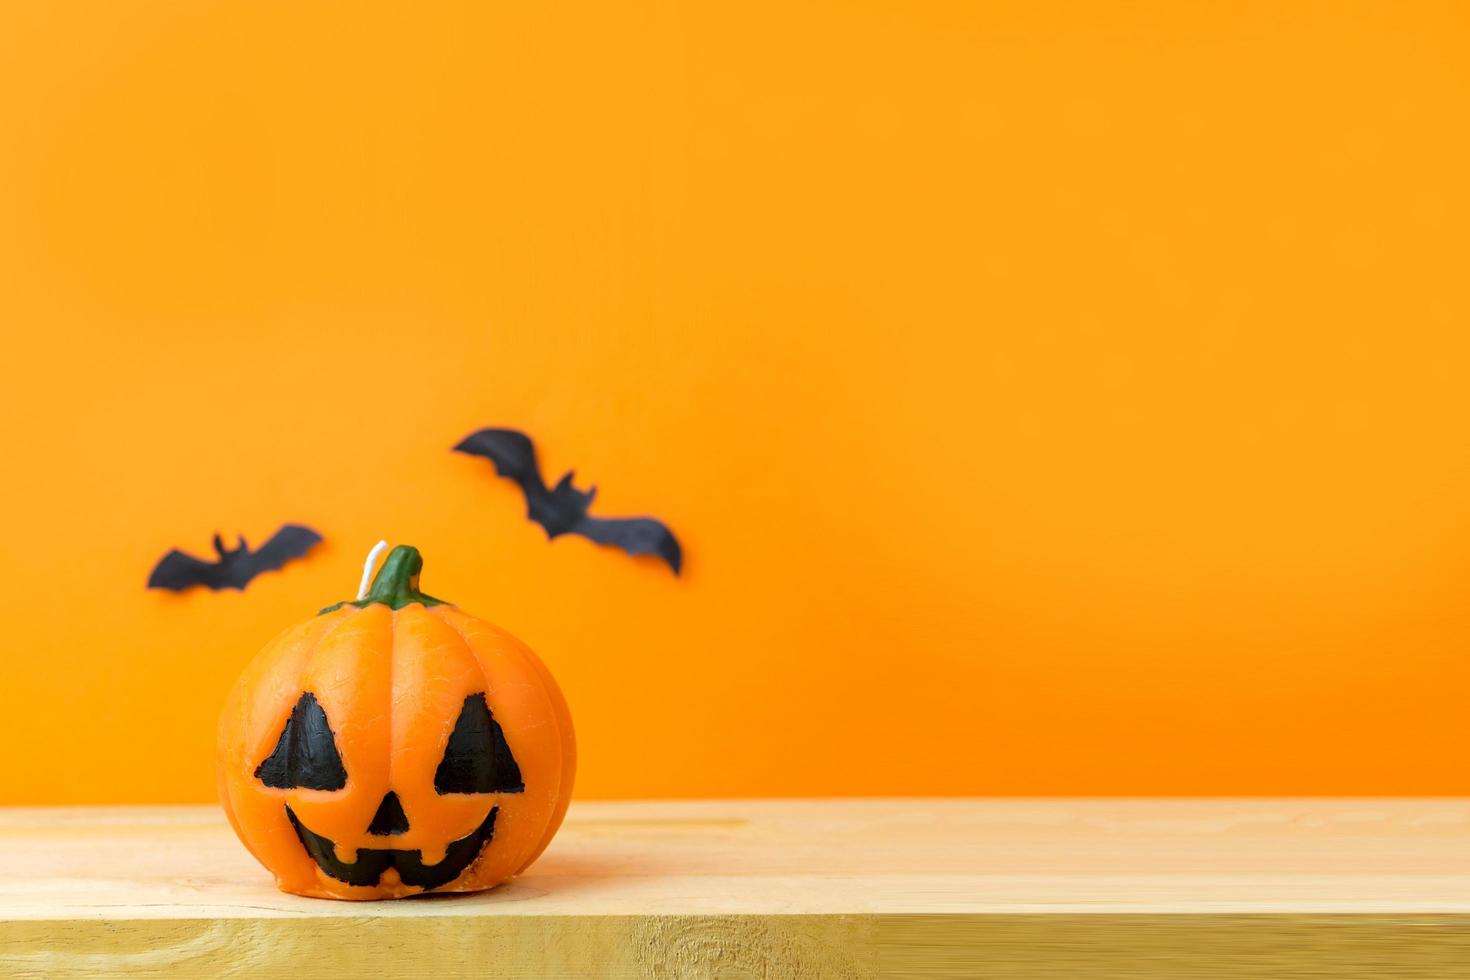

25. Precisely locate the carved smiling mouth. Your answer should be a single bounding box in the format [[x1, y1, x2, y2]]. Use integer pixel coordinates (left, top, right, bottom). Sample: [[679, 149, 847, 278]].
[[285, 804, 499, 890]]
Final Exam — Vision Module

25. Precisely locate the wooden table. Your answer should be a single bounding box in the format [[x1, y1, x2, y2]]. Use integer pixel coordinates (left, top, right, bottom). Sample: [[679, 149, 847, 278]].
[[2, 799, 1468, 977]]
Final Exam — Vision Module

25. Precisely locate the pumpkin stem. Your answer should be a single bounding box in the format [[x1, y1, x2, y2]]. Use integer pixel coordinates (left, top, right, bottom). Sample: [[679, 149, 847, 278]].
[[320, 544, 447, 614]]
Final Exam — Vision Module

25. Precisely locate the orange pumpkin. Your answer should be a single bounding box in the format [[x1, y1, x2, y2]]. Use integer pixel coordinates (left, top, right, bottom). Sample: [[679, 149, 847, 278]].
[[217, 545, 575, 900]]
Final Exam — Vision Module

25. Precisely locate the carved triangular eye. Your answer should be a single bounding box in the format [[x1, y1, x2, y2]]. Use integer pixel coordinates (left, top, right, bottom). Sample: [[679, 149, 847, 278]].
[[255, 692, 348, 790], [434, 693, 525, 794]]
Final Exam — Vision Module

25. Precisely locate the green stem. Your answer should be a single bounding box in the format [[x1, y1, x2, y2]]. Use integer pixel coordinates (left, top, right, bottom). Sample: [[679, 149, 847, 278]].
[[320, 545, 447, 614]]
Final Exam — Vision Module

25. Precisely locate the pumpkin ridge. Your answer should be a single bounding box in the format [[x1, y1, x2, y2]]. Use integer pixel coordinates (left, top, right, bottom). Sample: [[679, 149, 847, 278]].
[[246, 609, 355, 783], [491, 622, 576, 875], [386, 603, 401, 801], [432, 611, 498, 788], [293, 604, 379, 797], [220, 605, 358, 884], [430, 609, 506, 732], [432, 605, 571, 880]]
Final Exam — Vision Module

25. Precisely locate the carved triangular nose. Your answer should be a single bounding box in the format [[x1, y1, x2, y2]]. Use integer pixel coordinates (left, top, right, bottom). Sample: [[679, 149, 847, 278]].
[[367, 791, 410, 836]]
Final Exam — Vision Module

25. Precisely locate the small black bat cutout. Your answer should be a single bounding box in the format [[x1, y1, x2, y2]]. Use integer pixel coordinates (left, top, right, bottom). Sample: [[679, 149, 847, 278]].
[[454, 428, 683, 575], [147, 525, 324, 592]]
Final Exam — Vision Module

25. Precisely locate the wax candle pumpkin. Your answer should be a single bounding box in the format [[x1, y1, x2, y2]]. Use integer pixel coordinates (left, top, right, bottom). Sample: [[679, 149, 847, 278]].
[[217, 544, 575, 900]]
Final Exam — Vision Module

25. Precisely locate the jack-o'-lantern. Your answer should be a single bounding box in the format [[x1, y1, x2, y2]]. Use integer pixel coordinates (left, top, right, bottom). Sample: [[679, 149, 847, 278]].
[[217, 545, 575, 900]]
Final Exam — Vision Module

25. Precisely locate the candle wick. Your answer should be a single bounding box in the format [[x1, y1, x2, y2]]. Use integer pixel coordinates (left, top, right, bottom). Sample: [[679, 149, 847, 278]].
[[356, 540, 390, 600]]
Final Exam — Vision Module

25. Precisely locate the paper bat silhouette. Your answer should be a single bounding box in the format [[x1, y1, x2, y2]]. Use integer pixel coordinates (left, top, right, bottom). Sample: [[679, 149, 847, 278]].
[[454, 428, 683, 575], [147, 525, 324, 592]]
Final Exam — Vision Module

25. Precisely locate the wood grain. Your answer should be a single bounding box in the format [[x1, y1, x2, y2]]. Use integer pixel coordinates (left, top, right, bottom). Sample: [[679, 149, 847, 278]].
[[2, 799, 1469, 977]]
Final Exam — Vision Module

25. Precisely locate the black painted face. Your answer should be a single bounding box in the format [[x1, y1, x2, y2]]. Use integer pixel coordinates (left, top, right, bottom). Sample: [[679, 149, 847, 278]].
[[433, 693, 526, 795], [285, 804, 500, 889], [254, 692, 347, 790], [256, 691, 525, 889]]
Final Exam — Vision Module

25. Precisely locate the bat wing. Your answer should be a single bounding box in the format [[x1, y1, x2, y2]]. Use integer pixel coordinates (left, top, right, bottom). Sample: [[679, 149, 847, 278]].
[[148, 549, 228, 591], [454, 428, 550, 500], [241, 525, 325, 587], [573, 515, 683, 575]]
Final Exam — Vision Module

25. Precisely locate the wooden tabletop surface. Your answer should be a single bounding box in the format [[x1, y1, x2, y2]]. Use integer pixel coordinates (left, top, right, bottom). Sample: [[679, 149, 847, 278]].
[[3, 798, 1469, 977]]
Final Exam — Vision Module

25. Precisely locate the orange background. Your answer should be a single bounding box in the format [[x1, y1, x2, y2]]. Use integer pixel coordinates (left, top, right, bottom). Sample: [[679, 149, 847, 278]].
[[1, 1, 1468, 804]]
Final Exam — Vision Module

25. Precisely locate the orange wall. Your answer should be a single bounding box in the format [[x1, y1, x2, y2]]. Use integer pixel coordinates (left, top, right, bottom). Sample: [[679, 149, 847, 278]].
[[1, 1, 1468, 803]]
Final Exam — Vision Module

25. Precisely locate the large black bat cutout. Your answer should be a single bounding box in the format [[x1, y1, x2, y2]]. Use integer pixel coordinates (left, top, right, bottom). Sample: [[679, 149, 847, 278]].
[[454, 428, 683, 575], [147, 525, 323, 592]]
